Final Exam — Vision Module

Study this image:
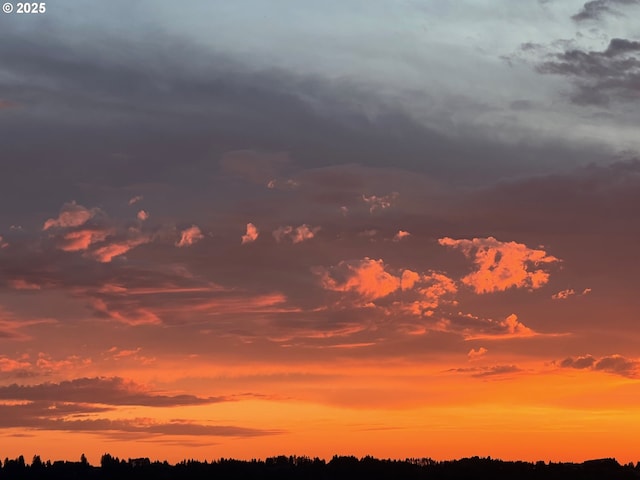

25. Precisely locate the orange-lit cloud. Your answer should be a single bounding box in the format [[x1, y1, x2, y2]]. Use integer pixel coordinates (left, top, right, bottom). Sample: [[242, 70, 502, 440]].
[[272, 224, 320, 244], [176, 225, 204, 247], [35, 353, 92, 374], [462, 313, 538, 340], [315, 258, 400, 302], [0, 355, 31, 373], [43, 201, 96, 230], [468, 347, 488, 360], [241, 223, 259, 244], [400, 272, 458, 317], [137, 210, 149, 221], [393, 230, 411, 242], [438, 236, 560, 294]]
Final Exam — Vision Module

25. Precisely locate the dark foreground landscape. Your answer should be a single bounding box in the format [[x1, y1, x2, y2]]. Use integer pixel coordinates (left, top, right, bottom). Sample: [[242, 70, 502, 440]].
[[1, 454, 640, 480]]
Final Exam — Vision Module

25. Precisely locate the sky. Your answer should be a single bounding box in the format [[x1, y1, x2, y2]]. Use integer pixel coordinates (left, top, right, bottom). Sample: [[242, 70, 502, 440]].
[[1, 0, 640, 465]]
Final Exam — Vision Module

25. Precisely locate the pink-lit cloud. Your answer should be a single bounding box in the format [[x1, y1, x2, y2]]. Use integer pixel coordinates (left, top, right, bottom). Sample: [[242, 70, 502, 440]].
[[137, 210, 149, 221], [43, 201, 96, 230], [241, 223, 259, 244], [89, 233, 152, 263], [8, 279, 42, 290], [393, 230, 411, 242], [272, 224, 320, 244], [362, 192, 399, 213], [0, 236, 7, 249], [438, 236, 560, 294], [128, 195, 143, 205], [58, 228, 111, 252], [90, 298, 162, 326], [0, 308, 56, 341], [176, 225, 204, 248], [552, 288, 576, 300]]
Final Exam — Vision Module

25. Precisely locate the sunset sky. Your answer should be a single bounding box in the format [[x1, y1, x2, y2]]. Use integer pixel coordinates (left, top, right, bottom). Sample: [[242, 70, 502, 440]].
[[1, 0, 640, 465]]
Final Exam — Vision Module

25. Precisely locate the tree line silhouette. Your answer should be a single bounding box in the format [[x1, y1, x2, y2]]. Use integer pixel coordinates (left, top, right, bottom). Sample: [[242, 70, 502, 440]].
[[1, 453, 640, 479]]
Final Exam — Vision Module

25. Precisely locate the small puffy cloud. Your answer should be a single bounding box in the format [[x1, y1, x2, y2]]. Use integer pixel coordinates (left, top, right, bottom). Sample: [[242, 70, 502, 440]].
[[315, 257, 400, 302], [362, 192, 399, 213], [340, 206, 349, 216], [502, 313, 534, 336], [594, 355, 638, 376], [439, 236, 559, 294], [456, 313, 543, 341], [128, 195, 143, 205], [241, 223, 259, 245], [0, 236, 7, 248], [43, 201, 95, 230], [582, 288, 592, 295], [468, 347, 488, 360], [393, 230, 411, 242], [137, 210, 149, 221], [273, 224, 320, 244], [552, 289, 576, 300], [560, 354, 596, 369], [176, 225, 204, 248]]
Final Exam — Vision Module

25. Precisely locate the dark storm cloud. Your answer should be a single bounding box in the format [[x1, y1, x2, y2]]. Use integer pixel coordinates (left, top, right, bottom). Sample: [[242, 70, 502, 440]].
[[0, 377, 226, 406], [571, 0, 639, 21], [536, 38, 640, 105], [0, 16, 618, 225]]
